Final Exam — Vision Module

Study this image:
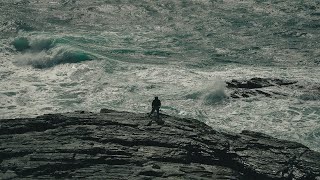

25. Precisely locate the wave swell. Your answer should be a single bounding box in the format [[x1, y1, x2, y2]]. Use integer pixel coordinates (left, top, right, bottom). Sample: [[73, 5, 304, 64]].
[[12, 36, 94, 68]]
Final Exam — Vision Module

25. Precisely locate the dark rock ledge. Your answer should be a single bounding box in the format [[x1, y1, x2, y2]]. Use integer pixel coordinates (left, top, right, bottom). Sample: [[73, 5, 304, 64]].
[[226, 78, 298, 98], [0, 110, 319, 180]]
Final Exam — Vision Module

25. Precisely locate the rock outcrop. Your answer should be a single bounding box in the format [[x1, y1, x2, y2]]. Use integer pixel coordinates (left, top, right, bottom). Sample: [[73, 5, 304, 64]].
[[0, 110, 319, 179], [226, 78, 298, 98]]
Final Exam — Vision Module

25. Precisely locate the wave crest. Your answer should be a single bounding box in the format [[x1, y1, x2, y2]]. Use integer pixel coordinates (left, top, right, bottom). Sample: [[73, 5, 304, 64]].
[[12, 36, 94, 68], [15, 46, 93, 69], [12, 37, 54, 52]]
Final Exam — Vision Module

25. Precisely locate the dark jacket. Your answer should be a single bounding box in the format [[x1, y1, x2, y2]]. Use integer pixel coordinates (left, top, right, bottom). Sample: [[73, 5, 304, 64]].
[[152, 99, 161, 107]]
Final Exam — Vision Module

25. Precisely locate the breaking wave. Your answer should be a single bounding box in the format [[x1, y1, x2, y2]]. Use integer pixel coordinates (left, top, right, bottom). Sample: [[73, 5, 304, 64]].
[[12, 36, 94, 68], [12, 37, 54, 52], [203, 89, 228, 105], [14, 47, 93, 69], [186, 80, 228, 105], [203, 81, 228, 105]]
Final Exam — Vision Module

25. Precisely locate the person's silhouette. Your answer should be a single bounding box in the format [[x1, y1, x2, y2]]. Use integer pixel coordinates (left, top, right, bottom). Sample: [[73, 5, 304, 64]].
[[149, 96, 161, 119]]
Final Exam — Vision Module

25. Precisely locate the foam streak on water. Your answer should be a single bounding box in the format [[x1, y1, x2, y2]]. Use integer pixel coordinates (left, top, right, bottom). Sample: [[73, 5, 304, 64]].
[[0, 0, 320, 152]]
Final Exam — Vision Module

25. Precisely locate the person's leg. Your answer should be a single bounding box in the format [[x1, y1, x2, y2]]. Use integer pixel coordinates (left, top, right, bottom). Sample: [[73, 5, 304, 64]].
[[149, 107, 155, 117], [156, 107, 160, 119]]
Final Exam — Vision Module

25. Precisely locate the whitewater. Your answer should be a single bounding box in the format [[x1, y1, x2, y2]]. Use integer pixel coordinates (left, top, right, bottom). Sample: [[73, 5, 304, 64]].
[[0, 0, 320, 152]]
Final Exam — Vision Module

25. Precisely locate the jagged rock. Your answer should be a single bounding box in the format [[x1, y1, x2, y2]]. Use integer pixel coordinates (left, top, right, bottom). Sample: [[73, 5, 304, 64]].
[[100, 108, 117, 113], [0, 110, 319, 179], [227, 78, 297, 98], [227, 78, 297, 89]]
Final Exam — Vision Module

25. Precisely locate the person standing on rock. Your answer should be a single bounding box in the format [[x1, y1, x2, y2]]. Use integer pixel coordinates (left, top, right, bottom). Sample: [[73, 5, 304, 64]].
[[149, 96, 161, 119]]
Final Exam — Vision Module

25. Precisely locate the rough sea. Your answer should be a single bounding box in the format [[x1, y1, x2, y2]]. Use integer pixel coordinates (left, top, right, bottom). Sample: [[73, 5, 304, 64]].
[[0, 0, 319, 152]]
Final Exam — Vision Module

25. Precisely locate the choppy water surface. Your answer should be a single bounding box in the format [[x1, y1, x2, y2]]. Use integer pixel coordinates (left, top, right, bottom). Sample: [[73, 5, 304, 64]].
[[0, 0, 320, 152]]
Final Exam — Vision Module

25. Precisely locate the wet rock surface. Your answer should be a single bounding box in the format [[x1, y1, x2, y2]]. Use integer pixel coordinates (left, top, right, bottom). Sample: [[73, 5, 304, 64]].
[[0, 110, 319, 179], [226, 78, 298, 98]]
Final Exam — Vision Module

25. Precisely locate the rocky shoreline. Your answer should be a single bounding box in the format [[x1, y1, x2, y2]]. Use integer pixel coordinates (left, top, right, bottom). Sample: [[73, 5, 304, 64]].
[[226, 77, 299, 99], [0, 110, 319, 179]]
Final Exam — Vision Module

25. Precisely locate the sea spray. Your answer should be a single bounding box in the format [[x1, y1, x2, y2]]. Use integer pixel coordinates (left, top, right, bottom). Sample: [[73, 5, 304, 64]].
[[203, 80, 228, 105], [185, 79, 228, 105]]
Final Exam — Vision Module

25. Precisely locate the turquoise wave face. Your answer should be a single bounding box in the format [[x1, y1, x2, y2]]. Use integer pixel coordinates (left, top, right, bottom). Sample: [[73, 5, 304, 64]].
[[11, 36, 94, 68]]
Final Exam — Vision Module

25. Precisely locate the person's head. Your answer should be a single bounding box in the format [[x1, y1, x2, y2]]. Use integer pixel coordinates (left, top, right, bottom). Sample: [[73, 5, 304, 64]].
[[155, 96, 158, 100]]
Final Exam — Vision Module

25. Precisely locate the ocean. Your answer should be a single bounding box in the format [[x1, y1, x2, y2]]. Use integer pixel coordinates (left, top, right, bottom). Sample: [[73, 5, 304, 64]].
[[0, 0, 319, 152]]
